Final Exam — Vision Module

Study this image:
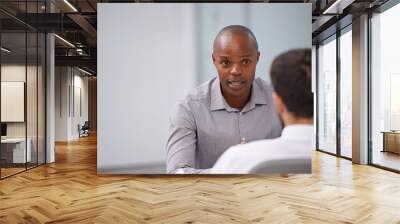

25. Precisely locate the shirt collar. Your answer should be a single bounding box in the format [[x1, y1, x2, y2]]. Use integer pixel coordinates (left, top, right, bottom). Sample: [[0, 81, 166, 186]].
[[280, 124, 314, 141], [210, 77, 268, 112]]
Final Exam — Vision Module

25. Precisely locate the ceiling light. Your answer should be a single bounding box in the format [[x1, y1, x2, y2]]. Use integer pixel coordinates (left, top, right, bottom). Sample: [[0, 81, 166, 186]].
[[76, 49, 85, 55], [78, 67, 93, 76], [1, 47, 11, 53], [323, 1, 341, 14], [54, 34, 75, 48], [323, 0, 354, 15], [63, 0, 78, 12]]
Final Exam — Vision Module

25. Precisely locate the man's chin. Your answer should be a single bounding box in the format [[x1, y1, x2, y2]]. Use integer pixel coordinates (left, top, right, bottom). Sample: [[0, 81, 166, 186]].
[[221, 84, 250, 97], [226, 88, 247, 97]]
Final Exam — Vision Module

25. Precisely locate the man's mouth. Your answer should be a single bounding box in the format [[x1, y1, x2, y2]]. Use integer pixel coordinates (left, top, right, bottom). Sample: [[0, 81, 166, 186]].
[[227, 80, 246, 90]]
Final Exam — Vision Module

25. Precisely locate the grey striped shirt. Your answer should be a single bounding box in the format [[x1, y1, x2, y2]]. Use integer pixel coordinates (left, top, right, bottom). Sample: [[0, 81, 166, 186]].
[[166, 77, 283, 174]]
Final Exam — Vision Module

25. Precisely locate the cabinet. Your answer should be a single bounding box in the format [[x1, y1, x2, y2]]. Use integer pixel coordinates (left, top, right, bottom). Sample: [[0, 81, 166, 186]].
[[382, 131, 400, 154]]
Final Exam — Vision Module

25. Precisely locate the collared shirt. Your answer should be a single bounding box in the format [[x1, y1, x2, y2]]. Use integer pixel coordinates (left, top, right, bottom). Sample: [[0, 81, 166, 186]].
[[166, 77, 283, 174], [210, 124, 313, 174]]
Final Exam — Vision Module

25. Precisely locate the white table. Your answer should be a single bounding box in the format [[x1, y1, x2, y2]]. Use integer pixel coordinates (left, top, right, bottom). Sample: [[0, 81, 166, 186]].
[[1, 138, 31, 163]]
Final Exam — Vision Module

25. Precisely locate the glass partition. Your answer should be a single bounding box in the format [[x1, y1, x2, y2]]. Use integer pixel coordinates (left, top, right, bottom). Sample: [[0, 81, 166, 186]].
[[27, 31, 38, 169], [317, 35, 337, 155], [0, 31, 28, 177], [0, 1, 46, 179]]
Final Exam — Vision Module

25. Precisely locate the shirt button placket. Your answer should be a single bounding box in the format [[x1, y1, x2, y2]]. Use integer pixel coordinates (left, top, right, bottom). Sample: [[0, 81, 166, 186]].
[[238, 111, 246, 144], [240, 137, 246, 144]]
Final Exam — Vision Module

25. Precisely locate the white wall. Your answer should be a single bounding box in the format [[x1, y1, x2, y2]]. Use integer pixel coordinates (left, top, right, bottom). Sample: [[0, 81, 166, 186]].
[[72, 73, 89, 138], [55, 67, 89, 141], [97, 3, 311, 174], [55, 67, 69, 141], [1, 66, 26, 126]]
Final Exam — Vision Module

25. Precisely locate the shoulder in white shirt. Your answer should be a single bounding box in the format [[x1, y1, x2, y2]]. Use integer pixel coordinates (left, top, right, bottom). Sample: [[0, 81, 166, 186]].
[[210, 124, 314, 174]]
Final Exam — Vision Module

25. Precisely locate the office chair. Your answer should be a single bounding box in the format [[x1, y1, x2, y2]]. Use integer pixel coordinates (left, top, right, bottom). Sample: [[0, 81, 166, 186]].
[[79, 121, 90, 138], [249, 157, 311, 174]]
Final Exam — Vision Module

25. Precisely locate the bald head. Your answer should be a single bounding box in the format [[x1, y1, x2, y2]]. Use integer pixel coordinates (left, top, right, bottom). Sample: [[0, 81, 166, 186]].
[[213, 25, 259, 53]]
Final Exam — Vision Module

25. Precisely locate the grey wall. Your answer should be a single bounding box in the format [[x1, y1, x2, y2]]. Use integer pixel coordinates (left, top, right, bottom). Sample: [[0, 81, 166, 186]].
[[196, 4, 311, 83], [98, 4, 197, 173], [97, 3, 311, 174]]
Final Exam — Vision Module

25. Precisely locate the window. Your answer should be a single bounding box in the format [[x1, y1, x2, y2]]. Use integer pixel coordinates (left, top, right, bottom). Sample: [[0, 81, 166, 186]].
[[339, 27, 352, 158], [370, 2, 400, 171], [317, 35, 337, 154]]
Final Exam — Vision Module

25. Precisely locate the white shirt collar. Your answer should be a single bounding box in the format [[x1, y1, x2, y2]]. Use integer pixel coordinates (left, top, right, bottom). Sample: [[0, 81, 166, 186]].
[[280, 124, 314, 141]]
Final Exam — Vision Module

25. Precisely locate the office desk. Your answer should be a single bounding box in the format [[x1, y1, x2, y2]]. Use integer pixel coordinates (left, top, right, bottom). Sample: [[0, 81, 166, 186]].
[[381, 131, 400, 154], [1, 138, 31, 164]]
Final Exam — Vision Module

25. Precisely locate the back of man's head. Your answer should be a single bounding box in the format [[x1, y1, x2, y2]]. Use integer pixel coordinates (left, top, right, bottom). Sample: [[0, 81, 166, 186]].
[[270, 49, 313, 118]]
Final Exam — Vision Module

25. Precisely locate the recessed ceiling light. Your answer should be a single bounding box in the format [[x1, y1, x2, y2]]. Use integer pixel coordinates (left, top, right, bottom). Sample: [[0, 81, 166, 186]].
[[54, 34, 75, 48], [323, 0, 353, 15], [63, 0, 78, 12], [1, 47, 11, 53], [78, 67, 93, 76]]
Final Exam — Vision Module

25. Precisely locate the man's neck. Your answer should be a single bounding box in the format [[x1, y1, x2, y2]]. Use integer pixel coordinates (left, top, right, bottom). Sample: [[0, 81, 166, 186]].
[[282, 113, 313, 127], [222, 88, 251, 110]]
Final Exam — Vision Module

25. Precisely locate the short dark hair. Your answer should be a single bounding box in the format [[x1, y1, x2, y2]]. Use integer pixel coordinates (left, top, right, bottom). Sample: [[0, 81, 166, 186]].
[[270, 49, 313, 118]]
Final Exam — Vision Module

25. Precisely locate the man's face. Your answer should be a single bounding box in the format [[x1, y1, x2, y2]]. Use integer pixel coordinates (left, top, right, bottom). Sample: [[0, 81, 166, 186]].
[[212, 34, 260, 98]]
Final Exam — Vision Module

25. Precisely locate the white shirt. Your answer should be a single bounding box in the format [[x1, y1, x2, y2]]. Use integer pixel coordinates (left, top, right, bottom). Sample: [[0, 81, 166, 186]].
[[210, 124, 314, 174]]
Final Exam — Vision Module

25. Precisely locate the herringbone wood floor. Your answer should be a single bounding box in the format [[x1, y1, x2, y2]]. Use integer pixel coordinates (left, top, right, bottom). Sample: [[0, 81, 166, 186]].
[[1, 134, 400, 224]]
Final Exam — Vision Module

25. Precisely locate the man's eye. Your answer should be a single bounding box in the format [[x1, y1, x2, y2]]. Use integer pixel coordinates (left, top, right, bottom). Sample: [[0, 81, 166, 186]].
[[242, 59, 250, 65], [221, 60, 230, 66]]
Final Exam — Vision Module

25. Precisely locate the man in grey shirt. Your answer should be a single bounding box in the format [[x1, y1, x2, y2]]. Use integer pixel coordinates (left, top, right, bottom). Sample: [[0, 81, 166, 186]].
[[166, 25, 282, 174]]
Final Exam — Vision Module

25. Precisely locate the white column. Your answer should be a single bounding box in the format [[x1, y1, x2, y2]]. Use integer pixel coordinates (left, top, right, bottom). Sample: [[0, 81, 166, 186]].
[[46, 32, 55, 163], [45, 0, 56, 163]]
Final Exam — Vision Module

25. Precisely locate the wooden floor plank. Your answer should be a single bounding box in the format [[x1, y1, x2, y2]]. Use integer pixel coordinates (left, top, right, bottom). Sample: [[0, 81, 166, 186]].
[[0, 134, 400, 223]]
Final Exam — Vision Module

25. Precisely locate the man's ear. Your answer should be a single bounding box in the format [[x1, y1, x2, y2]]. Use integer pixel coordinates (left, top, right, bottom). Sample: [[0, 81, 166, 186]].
[[212, 53, 218, 67], [256, 51, 260, 62], [272, 92, 285, 114]]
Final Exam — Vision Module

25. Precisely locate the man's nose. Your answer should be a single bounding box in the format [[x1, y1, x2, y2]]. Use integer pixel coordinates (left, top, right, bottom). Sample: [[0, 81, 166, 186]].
[[230, 64, 242, 76]]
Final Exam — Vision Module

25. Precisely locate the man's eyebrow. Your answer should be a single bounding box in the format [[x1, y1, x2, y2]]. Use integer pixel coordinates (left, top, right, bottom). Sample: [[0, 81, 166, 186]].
[[218, 54, 252, 58], [240, 54, 252, 58]]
